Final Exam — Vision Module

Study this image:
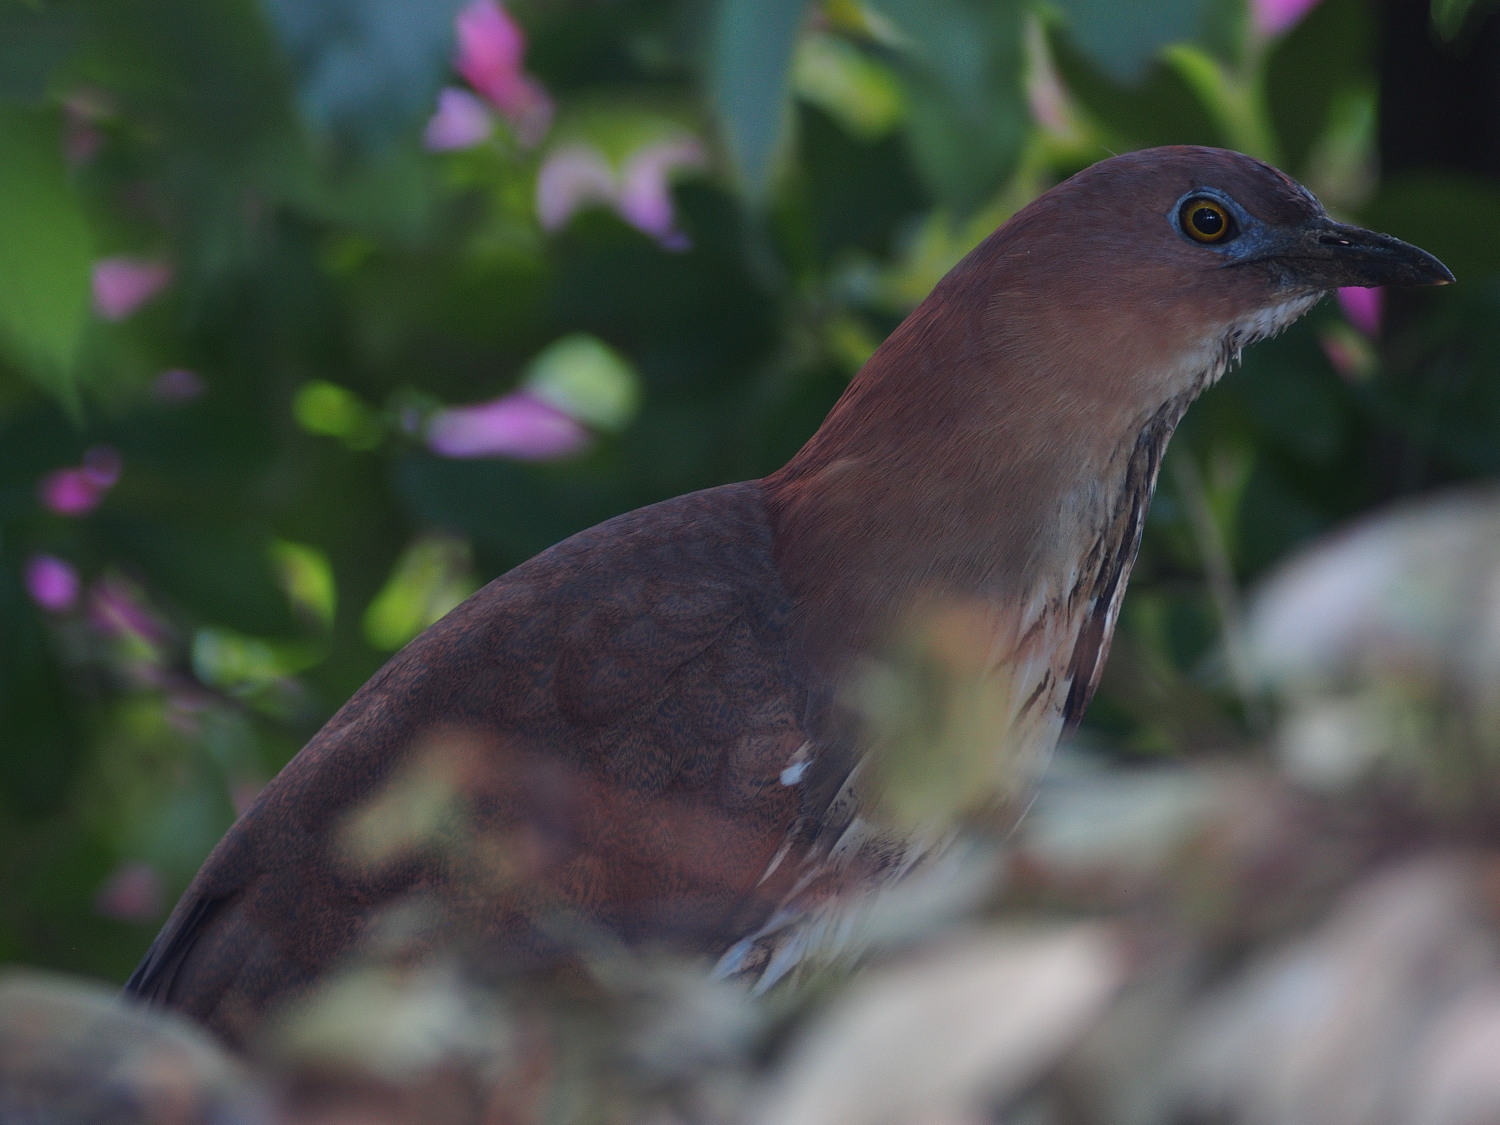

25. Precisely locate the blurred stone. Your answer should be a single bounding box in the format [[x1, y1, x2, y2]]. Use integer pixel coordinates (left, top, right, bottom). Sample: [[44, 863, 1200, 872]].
[[1170, 855, 1500, 1125], [0, 970, 266, 1124], [753, 925, 1124, 1125], [1247, 488, 1500, 799]]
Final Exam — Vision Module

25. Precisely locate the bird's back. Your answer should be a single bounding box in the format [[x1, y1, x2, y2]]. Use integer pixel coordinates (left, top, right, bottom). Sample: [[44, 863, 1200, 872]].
[[126, 481, 813, 1046]]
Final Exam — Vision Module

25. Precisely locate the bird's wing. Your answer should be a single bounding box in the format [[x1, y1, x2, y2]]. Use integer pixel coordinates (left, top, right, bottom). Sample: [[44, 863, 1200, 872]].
[[125, 482, 811, 1043]]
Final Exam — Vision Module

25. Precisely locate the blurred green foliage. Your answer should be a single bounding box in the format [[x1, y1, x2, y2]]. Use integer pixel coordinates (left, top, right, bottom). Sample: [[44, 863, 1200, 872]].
[[0, 0, 1493, 985]]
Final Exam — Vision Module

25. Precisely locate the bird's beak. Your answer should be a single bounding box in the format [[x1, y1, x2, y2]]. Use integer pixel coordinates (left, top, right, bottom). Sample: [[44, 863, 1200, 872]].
[[1249, 217, 1455, 290]]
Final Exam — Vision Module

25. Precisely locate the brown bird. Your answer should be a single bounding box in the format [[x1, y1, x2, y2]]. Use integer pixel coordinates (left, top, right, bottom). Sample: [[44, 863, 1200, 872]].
[[125, 146, 1451, 1047]]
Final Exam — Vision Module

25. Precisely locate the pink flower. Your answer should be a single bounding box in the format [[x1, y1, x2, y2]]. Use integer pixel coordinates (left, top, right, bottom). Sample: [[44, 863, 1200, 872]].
[[618, 138, 707, 250], [25, 555, 81, 612], [152, 368, 205, 402], [38, 445, 121, 516], [536, 144, 617, 231], [454, 0, 552, 145], [1251, 0, 1324, 37], [424, 86, 494, 151], [1337, 286, 1383, 337], [92, 257, 172, 320], [536, 138, 705, 251], [426, 389, 590, 460], [95, 861, 165, 922]]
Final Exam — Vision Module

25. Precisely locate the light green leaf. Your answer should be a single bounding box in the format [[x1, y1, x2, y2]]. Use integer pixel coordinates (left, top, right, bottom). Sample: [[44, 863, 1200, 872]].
[[522, 334, 640, 432], [0, 105, 91, 399], [363, 534, 476, 651], [793, 32, 905, 141], [709, 0, 810, 196]]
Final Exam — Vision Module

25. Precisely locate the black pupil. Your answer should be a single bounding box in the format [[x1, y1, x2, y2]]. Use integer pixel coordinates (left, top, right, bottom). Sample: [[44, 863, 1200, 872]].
[[1192, 206, 1224, 236]]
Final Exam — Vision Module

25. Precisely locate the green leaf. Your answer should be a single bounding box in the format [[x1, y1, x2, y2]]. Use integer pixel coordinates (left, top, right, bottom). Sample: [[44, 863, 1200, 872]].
[[709, 0, 809, 196], [261, 0, 469, 149], [0, 105, 91, 401], [867, 0, 1027, 216], [1048, 0, 1220, 82]]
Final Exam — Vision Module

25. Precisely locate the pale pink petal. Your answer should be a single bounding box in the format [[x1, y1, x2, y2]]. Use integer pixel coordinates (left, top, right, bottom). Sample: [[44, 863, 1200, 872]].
[[454, 0, 553, 143], [92, 257, 172, 320], [536, 144, 617, 231], [152, 368, 205, 402], [1252, 0, 1324, 37], [426, 390, 590, 460], [95, 861, 165, 922], [424, 86, 494, 151], [25, 555, 80, 613], [617, 137, 707, 249], [1337, 285, 1383, 337]]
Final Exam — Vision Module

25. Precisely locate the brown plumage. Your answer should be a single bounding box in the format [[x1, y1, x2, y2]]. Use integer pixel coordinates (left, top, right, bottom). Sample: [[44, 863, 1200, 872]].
[[126, 146, 1451, 1046]]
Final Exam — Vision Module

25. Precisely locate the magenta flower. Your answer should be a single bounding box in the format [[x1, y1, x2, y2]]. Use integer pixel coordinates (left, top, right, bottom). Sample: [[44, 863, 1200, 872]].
[[426, 389, 590, 460], [454, 0, 553, 145], [152, 368, 205, 402], [1251, 0, 1324, 37], [1337, 286, 1383, 337], [424, 86, 494, 151], [38, 445, 121, 516], [92, 257, 172, 321], [536, 144, 617, 231], [25, 555, 81, 613], [95, 861, 165, 922]]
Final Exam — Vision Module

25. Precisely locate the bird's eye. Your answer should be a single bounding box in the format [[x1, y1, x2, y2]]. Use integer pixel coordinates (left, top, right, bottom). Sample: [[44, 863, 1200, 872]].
[[1180, 197, 1232, 243]]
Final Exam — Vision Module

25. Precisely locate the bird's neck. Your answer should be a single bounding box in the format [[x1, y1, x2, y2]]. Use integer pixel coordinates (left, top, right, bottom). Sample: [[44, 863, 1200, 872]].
[[763, 267, 1206, 672]]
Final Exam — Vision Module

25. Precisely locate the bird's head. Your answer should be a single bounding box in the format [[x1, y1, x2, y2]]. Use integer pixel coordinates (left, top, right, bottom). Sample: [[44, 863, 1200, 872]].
[[970, 146, 1453, 409]]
